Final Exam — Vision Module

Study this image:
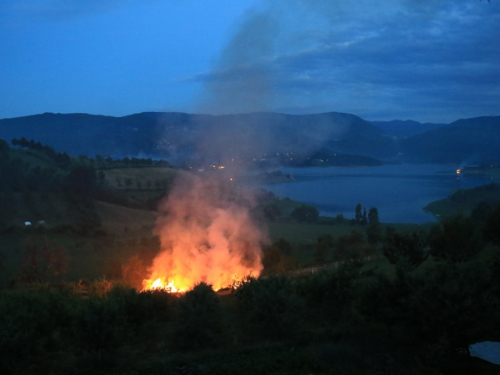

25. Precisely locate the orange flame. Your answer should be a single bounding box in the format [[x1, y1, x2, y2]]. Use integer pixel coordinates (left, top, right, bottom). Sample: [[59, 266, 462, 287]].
[[144, 278, 183, 293], [142, 173, 266, 292]]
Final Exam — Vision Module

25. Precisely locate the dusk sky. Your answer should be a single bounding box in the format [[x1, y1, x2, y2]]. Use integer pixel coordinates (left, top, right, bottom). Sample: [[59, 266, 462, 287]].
[[1, 0, 499, 123]]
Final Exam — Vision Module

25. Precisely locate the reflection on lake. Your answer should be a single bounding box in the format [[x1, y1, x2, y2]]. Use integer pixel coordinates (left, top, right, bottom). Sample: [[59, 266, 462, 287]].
[[260, 164, 496, 224]]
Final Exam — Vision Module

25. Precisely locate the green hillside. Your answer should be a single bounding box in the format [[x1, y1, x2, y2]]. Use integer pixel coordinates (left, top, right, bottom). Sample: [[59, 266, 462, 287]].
[[424, 183, 500, 218]]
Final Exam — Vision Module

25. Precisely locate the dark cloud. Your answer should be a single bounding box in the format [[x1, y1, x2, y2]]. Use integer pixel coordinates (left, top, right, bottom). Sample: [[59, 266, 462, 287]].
[[194, 0, 500, 122]]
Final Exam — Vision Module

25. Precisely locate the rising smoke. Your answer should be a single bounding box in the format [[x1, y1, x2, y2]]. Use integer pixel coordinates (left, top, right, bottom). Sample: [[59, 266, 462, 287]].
[[147, 0, 401, 290], [144, 171, 267, 291]]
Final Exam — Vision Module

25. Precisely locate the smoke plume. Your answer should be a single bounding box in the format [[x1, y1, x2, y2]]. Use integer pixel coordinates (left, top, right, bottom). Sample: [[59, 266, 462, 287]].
[[143, 172, 266, 291]]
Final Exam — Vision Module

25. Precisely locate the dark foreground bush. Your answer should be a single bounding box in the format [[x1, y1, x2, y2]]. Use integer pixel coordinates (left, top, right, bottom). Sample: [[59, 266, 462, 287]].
[[0, 286, 78, 373], [295, 263, 360, 322], [235, 276, 304, 339], [173, 282, 224, 350]]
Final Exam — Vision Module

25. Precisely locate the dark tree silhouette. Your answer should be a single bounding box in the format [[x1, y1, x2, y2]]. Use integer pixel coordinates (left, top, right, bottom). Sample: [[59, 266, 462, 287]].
[[428, 213, 484, 263], [484, 204, 500, 245], [383, 231, 427, 269]]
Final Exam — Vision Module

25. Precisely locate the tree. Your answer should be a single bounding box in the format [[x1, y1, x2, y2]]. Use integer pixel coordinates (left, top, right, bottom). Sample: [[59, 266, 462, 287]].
[[262, 239, 297, 275], [382, 231, 428, 269], [275, 237, 293, 255], [122, 255, 148, 290], [428, 213, 484, 263], [470, 201, 492, 224], [0, 139, 9, 159], [355, 203, 362, 223], [262, 202, 282, 222], [335, 231, 368, 263], [174, 283, 224, 350], [97, 169, 106, 186], [368, 207, 379, 225], [315, 234, 334, 263], [484, 204, 500, 245], [16, 235, 69, 283], [235, 276, 303, 339], [65, 165, 97, 198], [366, 206, 382, 244], [291, 204, 319, 223], [366, 222, 382, 245], [354, 203, 368, 225]]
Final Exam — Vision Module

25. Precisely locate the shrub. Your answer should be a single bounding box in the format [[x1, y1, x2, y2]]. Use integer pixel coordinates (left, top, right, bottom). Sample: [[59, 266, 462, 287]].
[[295, 263, 360, 321], [73, 297, 129, 352], [428, 214, 484, 263], [173, 282, 224, 350], [235, 276, 304, 339], [382, 231, 428, 269], [0, 287, 78, 372]]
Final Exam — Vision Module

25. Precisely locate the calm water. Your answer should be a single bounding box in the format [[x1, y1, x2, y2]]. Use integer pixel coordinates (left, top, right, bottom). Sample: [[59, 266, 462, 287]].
[[261, 164, 496, 224]]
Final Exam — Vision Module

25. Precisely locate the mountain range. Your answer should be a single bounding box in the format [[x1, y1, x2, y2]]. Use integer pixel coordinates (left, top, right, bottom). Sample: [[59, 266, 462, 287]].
[[0, 111, 499, 166]]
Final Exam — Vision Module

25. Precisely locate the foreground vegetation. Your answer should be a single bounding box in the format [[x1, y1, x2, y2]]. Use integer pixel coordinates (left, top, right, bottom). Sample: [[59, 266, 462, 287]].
[[2, 138, 500, 373], [1, 201, 500, 374], [2, 241, 500, 374]]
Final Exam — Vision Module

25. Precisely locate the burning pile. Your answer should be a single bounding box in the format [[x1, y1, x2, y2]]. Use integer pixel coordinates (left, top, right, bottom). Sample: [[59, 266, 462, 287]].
[[143, 173, 266, 292]]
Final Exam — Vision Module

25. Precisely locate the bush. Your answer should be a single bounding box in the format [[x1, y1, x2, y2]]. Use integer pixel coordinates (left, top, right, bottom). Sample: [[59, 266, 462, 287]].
[[295, 264, 360, 322], [173, 282, 224, 350], [0, 287, 78, 372], [484, 204, 500, 245], [382, 231, 428, 269], [235, 276, 304, 339], [428, 214, 484, 263], [73, 297, 130, 352]]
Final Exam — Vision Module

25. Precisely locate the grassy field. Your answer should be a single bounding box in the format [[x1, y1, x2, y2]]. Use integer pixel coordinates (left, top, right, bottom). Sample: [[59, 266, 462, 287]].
[[0, 191, 434, 286], [0, 152, 449, 287]]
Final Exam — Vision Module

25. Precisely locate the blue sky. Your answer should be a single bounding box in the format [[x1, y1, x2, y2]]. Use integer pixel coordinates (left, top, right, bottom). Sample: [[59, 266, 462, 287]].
[[1, 0, 499, 123]]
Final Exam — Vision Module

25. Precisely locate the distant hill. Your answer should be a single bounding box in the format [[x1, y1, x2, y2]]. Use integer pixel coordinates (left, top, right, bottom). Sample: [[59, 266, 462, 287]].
[[0, 112, 170, 158], [371, 120, 447, 138], [400, 116, 500, 164], [0, 111, 390, 165], [2, 112, 499, 166]]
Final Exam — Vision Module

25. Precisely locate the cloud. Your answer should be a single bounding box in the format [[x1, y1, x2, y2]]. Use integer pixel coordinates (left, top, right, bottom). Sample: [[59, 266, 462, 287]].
[[193, 0, 500, 122]]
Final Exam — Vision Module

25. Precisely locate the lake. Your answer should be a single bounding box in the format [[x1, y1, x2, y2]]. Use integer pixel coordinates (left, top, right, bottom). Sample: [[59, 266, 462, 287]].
[[261, 164, 496, 224]]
